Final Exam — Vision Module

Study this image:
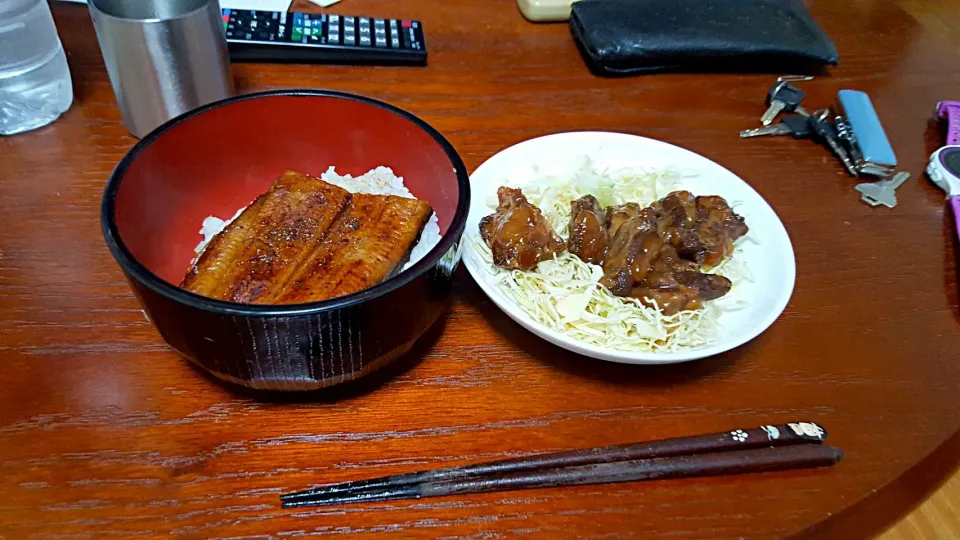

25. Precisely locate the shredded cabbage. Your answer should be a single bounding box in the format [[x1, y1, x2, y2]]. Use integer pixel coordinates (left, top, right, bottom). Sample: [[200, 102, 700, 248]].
[[473, 157, 747, 353]]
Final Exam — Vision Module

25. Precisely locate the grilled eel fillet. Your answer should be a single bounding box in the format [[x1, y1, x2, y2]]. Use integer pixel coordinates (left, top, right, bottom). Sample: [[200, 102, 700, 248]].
[[180, 171, 433, 304], [276, 192, 433, 304]]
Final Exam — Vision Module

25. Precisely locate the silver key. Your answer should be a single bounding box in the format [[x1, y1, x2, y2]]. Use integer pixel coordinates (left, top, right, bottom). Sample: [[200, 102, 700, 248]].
[[740, 124, 793, 138], [834, 115, 864, 166], [809, 109, 858, 177], [740, 115, 812, 139], [778, 75, 814, 83], [761, 81, 806, 126], [855, 171, 910, 208]]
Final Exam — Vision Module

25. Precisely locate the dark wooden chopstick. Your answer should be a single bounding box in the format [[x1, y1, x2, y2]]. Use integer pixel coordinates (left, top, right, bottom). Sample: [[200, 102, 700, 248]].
[[281, 421, 831, 507], [282, 444, 842, 508]]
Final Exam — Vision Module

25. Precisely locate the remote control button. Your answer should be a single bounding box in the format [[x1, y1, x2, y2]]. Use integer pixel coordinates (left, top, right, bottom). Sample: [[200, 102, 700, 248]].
[[360, 17, 370, 26], [375, 36, 386, 47], [344, 34, 355, 45], [402, 20, 412, 28], [360, 27, 371, 38], [389, 19, 397, 29], [391, 37, 400, 48], [359, 35, 371, 46], [344, 16, 354, 26], [328, 33, 340, 44]]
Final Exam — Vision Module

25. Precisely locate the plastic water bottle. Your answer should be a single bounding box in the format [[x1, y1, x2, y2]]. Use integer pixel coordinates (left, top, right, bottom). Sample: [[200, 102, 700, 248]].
[[0, 0, 73, 136]]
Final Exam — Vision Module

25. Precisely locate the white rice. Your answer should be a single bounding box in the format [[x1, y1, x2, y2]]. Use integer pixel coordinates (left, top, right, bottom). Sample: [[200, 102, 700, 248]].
[[193, 166, 441, 272]]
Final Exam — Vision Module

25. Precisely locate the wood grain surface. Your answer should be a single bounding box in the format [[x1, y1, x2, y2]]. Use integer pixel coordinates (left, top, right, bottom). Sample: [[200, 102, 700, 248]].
[[867, 0, 960, 537], [2, 1, 959, 538]]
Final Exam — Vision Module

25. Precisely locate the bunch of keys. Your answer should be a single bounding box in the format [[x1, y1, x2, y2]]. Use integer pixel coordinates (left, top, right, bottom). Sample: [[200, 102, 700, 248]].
[[742, 79, 909, 208], [740, 107, 859, 176]]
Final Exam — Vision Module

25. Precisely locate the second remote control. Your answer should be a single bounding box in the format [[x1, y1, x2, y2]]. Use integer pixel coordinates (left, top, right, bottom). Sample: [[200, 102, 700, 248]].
[[223, 10, 427, 66]]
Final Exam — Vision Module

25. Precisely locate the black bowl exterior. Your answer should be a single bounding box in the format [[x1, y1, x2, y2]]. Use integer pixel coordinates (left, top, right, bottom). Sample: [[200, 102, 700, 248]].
[[126, 242, 461, 391]]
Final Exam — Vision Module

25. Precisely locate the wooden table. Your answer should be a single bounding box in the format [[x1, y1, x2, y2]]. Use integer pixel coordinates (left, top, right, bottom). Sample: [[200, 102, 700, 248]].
[[2, 1, 958, 538]]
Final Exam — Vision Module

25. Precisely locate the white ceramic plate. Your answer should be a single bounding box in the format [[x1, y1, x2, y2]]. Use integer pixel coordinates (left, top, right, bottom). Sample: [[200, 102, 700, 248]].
[[463, 131, 796, 364]]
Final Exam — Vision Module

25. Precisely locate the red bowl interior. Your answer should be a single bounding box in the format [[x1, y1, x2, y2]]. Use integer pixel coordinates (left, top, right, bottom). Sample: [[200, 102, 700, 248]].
[[112, 93, 462, 286]]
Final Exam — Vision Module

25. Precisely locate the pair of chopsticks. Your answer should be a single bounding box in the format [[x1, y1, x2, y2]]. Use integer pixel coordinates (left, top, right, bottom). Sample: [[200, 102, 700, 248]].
[[280, 421, 841, 508]]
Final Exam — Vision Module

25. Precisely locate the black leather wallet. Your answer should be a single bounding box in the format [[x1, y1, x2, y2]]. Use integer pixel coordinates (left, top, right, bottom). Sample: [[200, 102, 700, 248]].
[[570, 0, 839, 76]]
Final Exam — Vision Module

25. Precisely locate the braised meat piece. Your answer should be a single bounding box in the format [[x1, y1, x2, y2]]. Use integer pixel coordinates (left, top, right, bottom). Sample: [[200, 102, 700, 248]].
[[674, 271, 732, 301], [653, 190, 701, 258], [599, 215, 663, 296], [628, 245, 731, 315], [651, 191, 748, 267], [655, 190, 698, 230], [629, 248, 703, 315], [565, 190, 746, 314], [630, 285, 702, 316], [691, 195, 749, 267], [597, 203, 676, 296], [480, 187, 565, 271], [567, 195, 608, 265], [604, 202, 642, 238]]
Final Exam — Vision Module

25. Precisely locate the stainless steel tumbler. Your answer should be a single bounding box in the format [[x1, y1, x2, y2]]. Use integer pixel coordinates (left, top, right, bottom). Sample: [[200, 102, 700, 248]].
[[89, 0, 235, 138]]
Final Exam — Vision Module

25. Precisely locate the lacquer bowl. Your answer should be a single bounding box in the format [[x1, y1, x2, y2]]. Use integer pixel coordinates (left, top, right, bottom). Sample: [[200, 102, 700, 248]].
[[101, 90, 470, 391]]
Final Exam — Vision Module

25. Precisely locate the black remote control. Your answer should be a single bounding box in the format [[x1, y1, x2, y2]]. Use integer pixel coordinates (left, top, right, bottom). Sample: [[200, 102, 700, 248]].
[[221, 9, 426, 66]]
